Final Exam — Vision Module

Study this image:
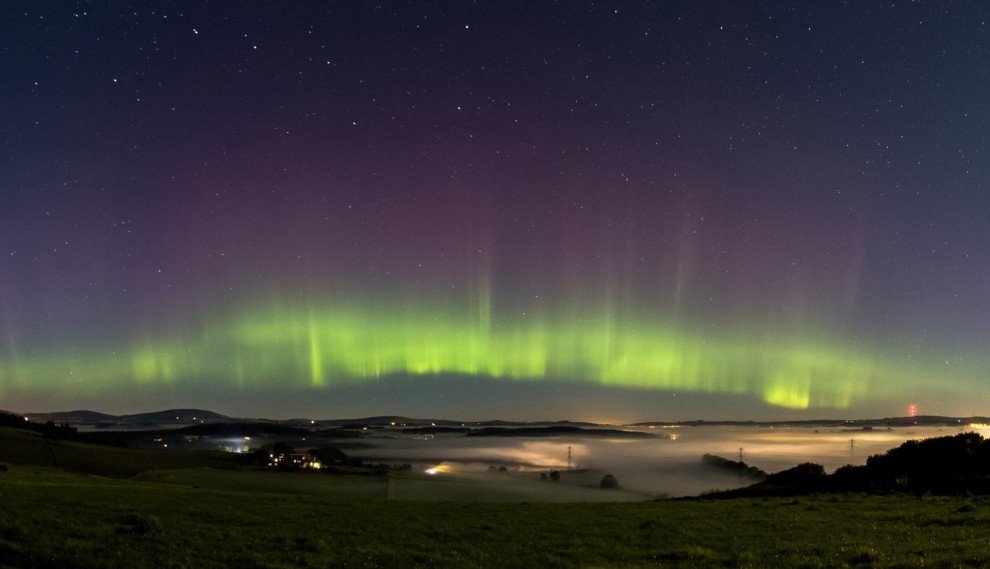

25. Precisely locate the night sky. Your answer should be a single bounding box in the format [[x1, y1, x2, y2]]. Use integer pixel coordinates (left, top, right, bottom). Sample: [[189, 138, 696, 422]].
[[1, 2, 988, 420]]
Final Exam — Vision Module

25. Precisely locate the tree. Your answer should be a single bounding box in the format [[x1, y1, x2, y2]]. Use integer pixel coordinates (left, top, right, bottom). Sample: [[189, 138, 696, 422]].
[[600, 474, 620, 489], [549, 470, 561, 482], [308, 446, 347, 464], [248, 448, 269, 466]]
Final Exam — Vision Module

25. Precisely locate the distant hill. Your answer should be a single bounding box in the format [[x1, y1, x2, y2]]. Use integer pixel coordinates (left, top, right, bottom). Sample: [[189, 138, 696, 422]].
[[118, 409, 231, 423], [15, 407, 990, 433], [25, 408, 231, 426], [24, 410, 116, 423], [175, 422, 310, 437], [316, 416, 463, 427], [466, 426, 656, 438], [311, 416, 595, 427]]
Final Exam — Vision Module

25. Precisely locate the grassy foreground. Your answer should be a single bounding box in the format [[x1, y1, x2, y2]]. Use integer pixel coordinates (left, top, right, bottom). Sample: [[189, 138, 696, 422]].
[[2, 464, 990, 568]]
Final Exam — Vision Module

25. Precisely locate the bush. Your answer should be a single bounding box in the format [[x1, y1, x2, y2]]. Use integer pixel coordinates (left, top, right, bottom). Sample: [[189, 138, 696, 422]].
[[761, 463, 826, 491], [600, 474, 620, 489], [701, 453, 767, 480], [118, 513, 161, 535]]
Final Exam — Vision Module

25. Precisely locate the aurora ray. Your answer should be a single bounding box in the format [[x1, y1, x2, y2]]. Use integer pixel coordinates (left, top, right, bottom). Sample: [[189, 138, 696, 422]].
[[1, 3, 987, 419], [0, 292, 968, 411]]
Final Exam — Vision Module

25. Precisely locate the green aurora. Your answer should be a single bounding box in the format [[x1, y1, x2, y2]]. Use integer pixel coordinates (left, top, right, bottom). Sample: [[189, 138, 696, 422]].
[[0, 293, 963, 410]]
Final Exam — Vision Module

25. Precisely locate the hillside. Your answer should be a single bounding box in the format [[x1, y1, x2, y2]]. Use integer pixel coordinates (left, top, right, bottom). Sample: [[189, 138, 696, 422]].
[[465, 426, 656, 438], [23, 410, 116, 423], [713, 432, 990, 498], [0, 427, 233, 478], [24, 408, 231, 426]]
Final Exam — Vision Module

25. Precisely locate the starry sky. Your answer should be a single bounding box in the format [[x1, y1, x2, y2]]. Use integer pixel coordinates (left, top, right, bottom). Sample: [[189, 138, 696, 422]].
[[1, 2, 988, 421]]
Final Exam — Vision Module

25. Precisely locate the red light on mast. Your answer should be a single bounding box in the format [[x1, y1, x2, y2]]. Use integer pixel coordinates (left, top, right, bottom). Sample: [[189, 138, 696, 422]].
[[907, 404, 918, 418]]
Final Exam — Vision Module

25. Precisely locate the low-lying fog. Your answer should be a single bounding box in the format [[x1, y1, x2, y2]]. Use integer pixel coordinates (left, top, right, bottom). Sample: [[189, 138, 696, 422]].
[[343, 424, 990, 499]]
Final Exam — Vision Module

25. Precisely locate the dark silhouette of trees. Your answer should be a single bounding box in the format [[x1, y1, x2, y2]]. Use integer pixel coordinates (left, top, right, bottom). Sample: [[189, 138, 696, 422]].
[[701, 453, 767, 480], [830, 464, 873, 491], [0, 412, 29, 429], [715, 432, 990, 498], [0, 412, 77, 440], [764, 463, 826, 489], [863, 431, 990, 493], [600, 474, 620, 489], [246, 449, 269, 466], [308, 446, 347, 465]]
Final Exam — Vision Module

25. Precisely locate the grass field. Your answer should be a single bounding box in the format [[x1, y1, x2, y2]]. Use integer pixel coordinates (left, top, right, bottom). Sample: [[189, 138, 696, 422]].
[[2, 463, 990, 568], [136, 467, 648, 503], [3, 428, 990, 567]]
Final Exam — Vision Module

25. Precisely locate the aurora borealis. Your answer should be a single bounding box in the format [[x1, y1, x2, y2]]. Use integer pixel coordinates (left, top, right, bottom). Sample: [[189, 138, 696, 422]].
[[1, 3, 988, 419]]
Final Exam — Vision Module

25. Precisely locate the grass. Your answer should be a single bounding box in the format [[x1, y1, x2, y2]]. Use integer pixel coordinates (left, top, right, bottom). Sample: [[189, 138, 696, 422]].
[[136, 467, 647, 503], [2, 464, 990, 568], [135, 468, 386, 500], [3, 428, 990, 567]]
